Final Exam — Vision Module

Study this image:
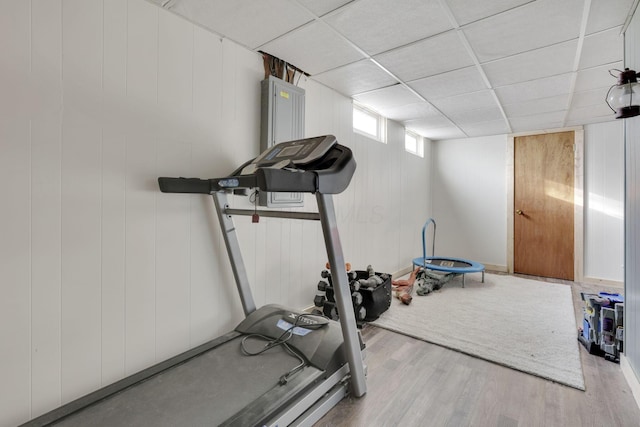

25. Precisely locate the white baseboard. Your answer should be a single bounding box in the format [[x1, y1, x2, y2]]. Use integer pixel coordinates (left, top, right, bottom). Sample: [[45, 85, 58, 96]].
[[484, 264, 508, 273], [621, 354, 640, 411], [392, 266, 414, 278], [582, 276, 624, 288]]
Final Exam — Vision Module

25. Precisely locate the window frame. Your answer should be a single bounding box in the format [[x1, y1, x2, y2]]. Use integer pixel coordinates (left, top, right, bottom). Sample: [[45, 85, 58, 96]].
[[405, 130, 424, 157], [352, 102, 386, 143]]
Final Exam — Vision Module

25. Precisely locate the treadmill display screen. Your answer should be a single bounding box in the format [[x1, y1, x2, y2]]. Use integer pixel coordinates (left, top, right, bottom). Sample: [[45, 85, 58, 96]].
[[256, 136, 335, 166], [277, 145, 303, 158]]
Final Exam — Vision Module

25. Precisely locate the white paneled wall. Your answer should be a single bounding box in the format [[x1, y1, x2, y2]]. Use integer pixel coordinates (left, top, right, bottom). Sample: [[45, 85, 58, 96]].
[[584, 121, 624, 282], [432, 135, 508, 267], [623, 4, 640, 394], [432, 124, 624, 280], [0, 1, 430, 425]]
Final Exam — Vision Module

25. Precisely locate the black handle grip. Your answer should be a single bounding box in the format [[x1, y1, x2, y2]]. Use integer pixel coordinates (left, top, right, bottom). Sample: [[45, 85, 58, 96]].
[[158, 177, 211, 194]]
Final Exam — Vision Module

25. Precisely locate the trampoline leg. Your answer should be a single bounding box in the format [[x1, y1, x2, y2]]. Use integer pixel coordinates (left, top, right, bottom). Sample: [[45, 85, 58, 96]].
[[482, 271, 485, 283], [462, 274, 465, 288]]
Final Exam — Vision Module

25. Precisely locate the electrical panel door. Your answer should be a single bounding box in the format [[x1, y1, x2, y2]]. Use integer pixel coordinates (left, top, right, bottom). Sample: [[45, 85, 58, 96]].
[[259, 76, 305, 207]]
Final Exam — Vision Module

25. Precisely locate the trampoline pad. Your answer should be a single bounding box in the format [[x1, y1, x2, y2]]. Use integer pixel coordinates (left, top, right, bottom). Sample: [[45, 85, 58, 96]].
[[413, 256, 485, 274], [427, 259, 472, 269]]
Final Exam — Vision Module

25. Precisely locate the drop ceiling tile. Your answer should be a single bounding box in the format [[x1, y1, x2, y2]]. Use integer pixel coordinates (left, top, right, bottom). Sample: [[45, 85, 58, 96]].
[[566, 115, 615, 127], [444, 0, 534, 26], [406, 122, 467, 140], [483, 40, 578, 87], [409, 66, 488, 100], [571, 87, 610, 108], [462, 0, 583, 63], [566, 103, 615, 122], [353, 84, 423, 111], [448, 106, 504, 125], [574, 61, 623, 92], [312, 59, 398, 96], [510, 110, 566, 132], [379, 102, 441, 122], [585, 0, 634, 34], [326, 0, 452, 55], [459, 119, 510, 137], [260, 21, 365, 74], [405, 112, 457, 130], [297, 0, 354, 17], [579, 27, 624, 70], [430, 90, 499, 115], [374, 30, 474, 82], [166, 0, 314, 49], [495, 74, 573, 104], [503, 94, 569, 117]]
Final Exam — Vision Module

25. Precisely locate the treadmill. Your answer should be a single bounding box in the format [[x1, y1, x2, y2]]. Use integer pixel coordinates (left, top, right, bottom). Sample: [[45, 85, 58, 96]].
[[22, 135, 366, 427]]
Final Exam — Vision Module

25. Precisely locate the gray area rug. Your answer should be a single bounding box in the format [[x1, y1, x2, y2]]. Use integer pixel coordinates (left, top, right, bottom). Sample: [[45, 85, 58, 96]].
[[372, 272, 585, 390]]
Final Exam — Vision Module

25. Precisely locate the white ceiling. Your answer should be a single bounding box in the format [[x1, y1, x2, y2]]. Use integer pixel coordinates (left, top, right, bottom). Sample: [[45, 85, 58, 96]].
[[150, 0, 637, 140]]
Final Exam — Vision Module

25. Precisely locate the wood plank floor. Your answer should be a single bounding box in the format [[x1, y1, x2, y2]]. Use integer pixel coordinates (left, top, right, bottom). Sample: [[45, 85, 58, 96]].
[[315, 275, 640, 427]]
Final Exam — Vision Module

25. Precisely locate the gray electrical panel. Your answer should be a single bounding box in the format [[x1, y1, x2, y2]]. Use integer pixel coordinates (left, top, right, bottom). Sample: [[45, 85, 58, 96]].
[[259, 75, 305, 207]]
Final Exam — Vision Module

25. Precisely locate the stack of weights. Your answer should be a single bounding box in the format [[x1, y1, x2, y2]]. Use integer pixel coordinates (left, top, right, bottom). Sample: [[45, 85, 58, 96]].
[[314, 264, 386, 326]]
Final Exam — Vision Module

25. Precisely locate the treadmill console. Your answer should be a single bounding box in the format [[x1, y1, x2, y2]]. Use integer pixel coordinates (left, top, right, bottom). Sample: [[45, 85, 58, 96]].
[[158, 134, 355, 195], [242, 135, 336, 175]]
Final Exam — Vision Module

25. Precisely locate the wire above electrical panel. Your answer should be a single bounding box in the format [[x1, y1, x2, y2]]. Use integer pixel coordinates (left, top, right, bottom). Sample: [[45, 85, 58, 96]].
[[259, 51, 309, 85]]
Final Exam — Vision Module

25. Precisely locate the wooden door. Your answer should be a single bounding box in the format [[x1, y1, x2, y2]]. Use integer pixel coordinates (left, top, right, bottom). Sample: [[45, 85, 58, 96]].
[[514, 131, 575, 280]]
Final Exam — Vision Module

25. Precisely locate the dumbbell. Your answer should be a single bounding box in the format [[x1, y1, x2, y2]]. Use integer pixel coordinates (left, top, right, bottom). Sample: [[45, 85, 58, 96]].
[[322, 301, 339, 320], [314, 281, 328, 307], [354, 305, 366, 321], [352, 291, 363, 306]]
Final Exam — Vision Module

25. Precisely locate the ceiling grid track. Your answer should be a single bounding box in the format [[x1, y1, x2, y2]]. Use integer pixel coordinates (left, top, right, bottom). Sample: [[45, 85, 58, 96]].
[[563, 0, 592, 128], [437, 0, 513, 134], [148, 0, 634, 138], [287, 0, 469, 137]]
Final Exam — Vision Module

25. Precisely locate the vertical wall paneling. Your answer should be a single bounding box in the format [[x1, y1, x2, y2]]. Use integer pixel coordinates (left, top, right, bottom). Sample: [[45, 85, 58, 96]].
[[60, 0, 103, 403], [189, 146, 230, 343], [0, 2, 31, 423], [156, 142, 191, 360], [155, 8, 194, 362], [124, 0, 158, 374], [124, 133, 158, 375], [157, 8, 193, 141], [263, 217, 283, 304], [30, 0, 63, 417], [192, 28, 222, 145], [432, 135, 508, 268], [624, 8, 640, 392], [398, 138, 432, 272], [101, 0, 128, 386], [190, 28, 234, 341], [31, 113, 63, 416], [584, 121, 624, 282], [383, 121, 403, 271]]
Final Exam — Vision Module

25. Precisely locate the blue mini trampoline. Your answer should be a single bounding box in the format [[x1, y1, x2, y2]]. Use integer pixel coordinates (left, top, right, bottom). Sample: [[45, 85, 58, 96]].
[[412, 218, 485, 288]]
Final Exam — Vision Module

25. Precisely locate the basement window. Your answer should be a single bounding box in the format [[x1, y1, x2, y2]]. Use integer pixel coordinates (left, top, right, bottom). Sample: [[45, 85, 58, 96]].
[[353, 103, 386, 143], [405, 130, 424, 157]]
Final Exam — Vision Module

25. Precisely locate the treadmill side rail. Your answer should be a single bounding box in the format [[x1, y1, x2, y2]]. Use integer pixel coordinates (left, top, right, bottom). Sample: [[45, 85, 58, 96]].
[[267, 364, 350, 427]]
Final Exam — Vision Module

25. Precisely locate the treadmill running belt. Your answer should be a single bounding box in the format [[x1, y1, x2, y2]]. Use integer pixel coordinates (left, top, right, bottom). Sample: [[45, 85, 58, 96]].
[[54, 338, 323, 426]]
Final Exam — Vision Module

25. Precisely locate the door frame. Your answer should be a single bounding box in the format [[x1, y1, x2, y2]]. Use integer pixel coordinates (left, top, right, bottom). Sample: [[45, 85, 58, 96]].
[[506, 126, 584, 282]]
